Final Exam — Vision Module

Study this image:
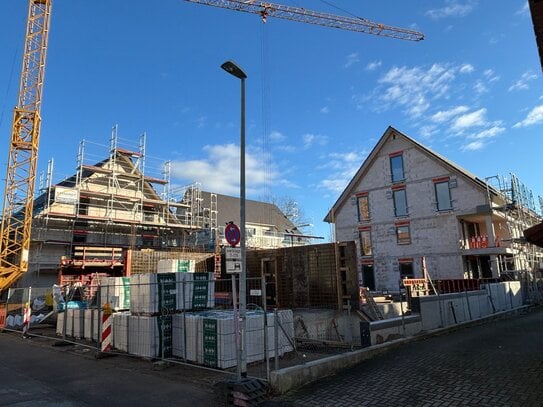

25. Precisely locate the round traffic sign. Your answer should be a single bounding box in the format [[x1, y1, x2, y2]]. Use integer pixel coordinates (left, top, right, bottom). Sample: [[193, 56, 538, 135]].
[[225, 223, 241, 247]]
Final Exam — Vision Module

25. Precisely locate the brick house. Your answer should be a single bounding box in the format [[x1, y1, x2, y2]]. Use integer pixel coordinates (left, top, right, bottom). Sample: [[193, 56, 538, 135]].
[[324, 127, 542, 292]]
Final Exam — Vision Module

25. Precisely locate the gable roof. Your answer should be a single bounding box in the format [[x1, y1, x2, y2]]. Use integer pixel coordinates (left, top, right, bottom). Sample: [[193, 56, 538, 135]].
[[324, 126, 499, 222], [198, 191, 299, 233], [33, 150, 173, 220]]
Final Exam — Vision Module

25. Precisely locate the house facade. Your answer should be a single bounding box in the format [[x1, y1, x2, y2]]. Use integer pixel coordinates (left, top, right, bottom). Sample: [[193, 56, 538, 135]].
[[179, 191, 310, 250], [325, 127, 543, 292]]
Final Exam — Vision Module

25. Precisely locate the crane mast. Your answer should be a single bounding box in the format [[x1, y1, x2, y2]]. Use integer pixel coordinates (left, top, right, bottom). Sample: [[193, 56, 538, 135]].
[[0, 0, 52, 291], [184, 0, 424, 41]]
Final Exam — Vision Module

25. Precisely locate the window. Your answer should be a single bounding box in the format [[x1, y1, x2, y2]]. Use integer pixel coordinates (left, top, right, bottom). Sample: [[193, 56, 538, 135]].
[[434, 180, 452, 211], [399, 262, 414, 279], [359, 229, 372, 256], [396, 225, 411, 245], [357, 194, 370, 221], [390, 153, 404, 182], [393, 188, 408, 217], [361, 263, 375, 291]]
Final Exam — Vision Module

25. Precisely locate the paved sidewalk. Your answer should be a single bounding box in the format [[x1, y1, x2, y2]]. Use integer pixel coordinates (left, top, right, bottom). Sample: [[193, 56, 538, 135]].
[[274, 307, 543, 407]]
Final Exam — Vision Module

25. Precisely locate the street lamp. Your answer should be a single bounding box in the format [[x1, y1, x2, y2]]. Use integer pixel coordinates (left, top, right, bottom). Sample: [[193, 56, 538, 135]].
[[221, 60, 247, 378]]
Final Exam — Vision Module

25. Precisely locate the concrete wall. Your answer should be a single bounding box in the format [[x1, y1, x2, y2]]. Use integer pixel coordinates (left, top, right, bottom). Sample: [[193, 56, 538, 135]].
[[363, 282, 522, 345], [416, 282, 522, 331]]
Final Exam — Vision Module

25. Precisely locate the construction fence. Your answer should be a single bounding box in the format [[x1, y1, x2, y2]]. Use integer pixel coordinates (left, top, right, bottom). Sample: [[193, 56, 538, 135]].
[[3, 274, 540, 384]]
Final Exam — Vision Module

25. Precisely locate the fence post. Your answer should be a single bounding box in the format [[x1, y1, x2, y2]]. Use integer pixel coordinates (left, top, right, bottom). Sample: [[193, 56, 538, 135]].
[[22, 287, 32, 337], [274, 308, 279, 372], [232, 274, 241, 380], [262, 276, 270, 381], [182, 276, 187, 361], [62, 286, 69, 340], [96, 287, 101, 346]]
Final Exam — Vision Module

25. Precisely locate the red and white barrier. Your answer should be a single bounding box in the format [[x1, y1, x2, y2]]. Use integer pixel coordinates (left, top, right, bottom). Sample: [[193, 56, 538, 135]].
[[101, 303, 112, 352], [22, 302, 31, 337]]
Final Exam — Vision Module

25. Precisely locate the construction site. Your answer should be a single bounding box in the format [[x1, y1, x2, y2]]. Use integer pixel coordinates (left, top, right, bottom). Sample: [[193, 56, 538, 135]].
[[1, 0, 543, 403]]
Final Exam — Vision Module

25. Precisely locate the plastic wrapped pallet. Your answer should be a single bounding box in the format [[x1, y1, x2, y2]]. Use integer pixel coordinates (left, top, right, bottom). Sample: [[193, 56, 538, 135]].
[[99, 277, 131, 311], [172, 313, 201, 362], [130, 273, 177, 314], [112, 311, 130, 352], [64, 309, 74, 337], [157, 259, 196, 273], [84, 309, 100, 341], [56, 312, 65, 336], [128, 315, 172, 358], [176, 273, 215, 311], [72, 309, 85, 339]]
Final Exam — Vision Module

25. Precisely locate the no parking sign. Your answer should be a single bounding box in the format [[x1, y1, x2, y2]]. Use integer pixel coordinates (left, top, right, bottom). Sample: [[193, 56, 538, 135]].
[[224, 222, 241, 247]]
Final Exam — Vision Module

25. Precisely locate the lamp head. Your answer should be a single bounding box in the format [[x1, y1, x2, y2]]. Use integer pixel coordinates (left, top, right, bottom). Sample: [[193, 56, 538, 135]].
[[221, 60, 247, 79]]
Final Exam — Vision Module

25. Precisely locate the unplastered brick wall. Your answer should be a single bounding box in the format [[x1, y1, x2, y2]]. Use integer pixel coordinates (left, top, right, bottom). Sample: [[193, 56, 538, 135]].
[[127, 250, 213, 275], [333, 135, 494, 291]]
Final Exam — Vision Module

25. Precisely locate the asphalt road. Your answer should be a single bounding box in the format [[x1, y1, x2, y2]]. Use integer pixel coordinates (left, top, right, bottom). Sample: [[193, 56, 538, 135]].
[[274, 307, 543, 406], [0, 329, 229, 407]]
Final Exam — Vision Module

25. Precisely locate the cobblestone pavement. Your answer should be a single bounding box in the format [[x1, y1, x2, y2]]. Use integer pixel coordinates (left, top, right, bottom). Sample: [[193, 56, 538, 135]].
[[274, 307, 543, 407]]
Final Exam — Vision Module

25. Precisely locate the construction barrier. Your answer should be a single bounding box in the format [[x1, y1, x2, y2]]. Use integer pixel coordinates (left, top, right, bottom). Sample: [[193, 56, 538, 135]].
[[0, 304, 6, 329], [101, 303, 112, 352], [22, 302, 31, 337]]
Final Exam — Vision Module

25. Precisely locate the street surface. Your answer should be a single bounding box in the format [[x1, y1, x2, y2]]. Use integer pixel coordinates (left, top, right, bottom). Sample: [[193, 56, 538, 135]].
[[2, 308, 543, 406], [0, 329, 228, 406], [275, 307, 543, 406]]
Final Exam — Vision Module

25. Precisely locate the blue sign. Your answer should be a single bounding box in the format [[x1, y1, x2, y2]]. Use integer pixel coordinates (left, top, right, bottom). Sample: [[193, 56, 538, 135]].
[[224, 223, 241, 247]]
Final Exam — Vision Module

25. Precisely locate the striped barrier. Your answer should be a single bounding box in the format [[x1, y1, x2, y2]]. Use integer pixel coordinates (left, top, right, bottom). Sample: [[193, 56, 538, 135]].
[[101, 303, 112, 352], [22, 302, 31, 337], [0, 304, 6, 329]]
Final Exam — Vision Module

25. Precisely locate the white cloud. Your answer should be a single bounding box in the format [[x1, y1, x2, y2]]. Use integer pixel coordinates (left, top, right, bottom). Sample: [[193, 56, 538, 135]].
[[473, 80, 487, 95], [467, 125, 505, 139], [515, 3, 529, 16], [344, 52, 360, 68], [302, 133, 328, 149], [430, 105, 469, 123], [269, 130, 285, 142], [513, 105, 543, 128], [483, 69, 500, 82], [320, 106, 330, 114], [459, 64, 474, 74], [462, 141, 484, 151], [318, 150, 367, 193], [370, 63, 458, 118], [509, 71, 538, 92], [425, 1, 475, 19], [366, 60, 382, 71], [196, 116, 207, 128], [170, 143, 279, 196], [451, 108, 487, 131]]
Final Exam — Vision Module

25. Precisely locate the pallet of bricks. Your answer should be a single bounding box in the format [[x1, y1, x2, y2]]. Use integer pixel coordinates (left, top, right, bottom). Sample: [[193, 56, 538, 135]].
[[55, 258, 295, 368]]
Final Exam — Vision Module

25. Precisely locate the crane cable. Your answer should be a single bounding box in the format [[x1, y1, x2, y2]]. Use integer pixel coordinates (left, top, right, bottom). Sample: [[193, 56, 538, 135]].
[[260, 17, 270, 225]]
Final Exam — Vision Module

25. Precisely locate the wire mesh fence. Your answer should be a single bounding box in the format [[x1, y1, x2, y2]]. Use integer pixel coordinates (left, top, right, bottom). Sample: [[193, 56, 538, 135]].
[[2, 286, 55, 331], [1, 275, 318, 380]]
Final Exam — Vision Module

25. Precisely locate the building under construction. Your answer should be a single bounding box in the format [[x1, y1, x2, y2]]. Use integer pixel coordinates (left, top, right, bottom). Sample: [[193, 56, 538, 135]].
[[24, 128, 219, 287]]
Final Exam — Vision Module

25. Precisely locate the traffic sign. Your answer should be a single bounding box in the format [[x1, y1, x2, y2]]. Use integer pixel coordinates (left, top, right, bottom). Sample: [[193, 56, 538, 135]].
[[225, 247, 241, 260], [225, 247, 242, 274], [225, 222, 241, 247]]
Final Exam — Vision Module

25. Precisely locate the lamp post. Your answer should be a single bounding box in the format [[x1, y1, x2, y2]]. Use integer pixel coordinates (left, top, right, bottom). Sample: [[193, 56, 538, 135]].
[[221, 60, 247, 378]]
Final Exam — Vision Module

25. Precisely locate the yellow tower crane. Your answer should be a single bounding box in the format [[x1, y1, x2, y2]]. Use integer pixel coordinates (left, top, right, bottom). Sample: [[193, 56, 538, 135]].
[[0, 0, 52, 292], [183, 0, 424, 41], [0, 0, 422, 293]]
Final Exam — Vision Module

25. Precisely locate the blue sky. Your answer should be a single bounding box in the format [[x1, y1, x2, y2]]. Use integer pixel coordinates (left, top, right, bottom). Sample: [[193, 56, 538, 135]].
[[0, 0, 541, 241]]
